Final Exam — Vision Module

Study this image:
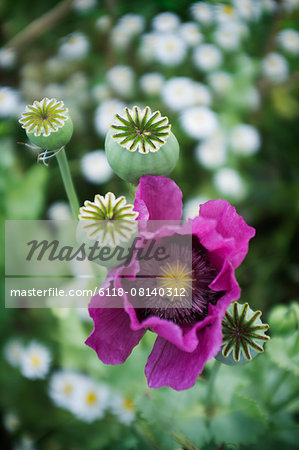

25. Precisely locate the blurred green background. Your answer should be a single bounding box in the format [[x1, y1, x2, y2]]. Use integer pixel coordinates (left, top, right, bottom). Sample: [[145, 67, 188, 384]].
[[0, 0, 299, 449]]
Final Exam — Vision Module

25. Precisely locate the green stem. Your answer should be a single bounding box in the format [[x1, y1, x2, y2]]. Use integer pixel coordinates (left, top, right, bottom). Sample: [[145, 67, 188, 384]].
[[128, 182, 138, 203], [56, 148, 80, 219], [206, 360, 221, 416]]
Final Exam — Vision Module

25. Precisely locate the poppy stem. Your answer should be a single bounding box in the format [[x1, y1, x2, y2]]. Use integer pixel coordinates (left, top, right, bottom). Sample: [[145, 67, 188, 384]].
[[56, 148, 80, 220], [206, 359, 221, 416]]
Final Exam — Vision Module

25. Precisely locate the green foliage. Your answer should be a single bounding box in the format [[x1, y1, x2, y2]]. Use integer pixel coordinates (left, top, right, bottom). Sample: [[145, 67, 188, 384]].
[[1, 0, 299, 448]]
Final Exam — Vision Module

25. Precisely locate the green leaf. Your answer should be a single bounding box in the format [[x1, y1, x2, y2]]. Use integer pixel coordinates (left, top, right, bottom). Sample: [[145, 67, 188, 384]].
[[267, 332, 299, 376], [135, 387, 211, 448], [210, 393, 267, 445], [5, 165, 48, 219]]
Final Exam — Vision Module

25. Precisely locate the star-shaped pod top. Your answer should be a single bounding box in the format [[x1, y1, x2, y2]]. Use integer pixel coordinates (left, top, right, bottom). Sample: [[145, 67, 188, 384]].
[[19, 98, 73, 151], [105, 105, 179, 184]]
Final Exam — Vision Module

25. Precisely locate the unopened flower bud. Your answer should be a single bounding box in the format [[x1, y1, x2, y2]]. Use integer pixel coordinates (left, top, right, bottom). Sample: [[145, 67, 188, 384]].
[[268, 302, 299, 336], [216, 301, 270, 366], [105, 105, 179, 184], [19, 97, 73, 151]]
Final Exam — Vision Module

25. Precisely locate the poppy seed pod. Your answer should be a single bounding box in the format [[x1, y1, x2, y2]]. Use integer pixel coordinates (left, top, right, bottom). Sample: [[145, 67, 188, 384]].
[[19, 98, 73, 151], [77, 192, 139, 268], [105, 106, 179, 184], [216, 302, 270, 366]]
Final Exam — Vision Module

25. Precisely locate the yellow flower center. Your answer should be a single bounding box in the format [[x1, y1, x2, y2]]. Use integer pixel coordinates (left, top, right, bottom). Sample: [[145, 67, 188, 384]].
[[223, 5, 233, 14], [31, 355, 40, 367], [63, 383, 73, 395], [123, 398, 135, 411], [166, 41, 175, 51], [86, 391, 97, 406]]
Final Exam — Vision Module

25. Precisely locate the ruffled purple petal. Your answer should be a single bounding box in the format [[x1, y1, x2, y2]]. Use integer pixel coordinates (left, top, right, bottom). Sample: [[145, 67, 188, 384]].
[[145, 316, 222, 390], [134, 175, 183, 220], [196, 199, 255, 269], [86, 275, 145, 364]]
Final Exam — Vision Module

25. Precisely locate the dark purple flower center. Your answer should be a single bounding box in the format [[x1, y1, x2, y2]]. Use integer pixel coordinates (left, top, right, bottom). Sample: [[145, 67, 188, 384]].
[[125, 235, 223, 325]]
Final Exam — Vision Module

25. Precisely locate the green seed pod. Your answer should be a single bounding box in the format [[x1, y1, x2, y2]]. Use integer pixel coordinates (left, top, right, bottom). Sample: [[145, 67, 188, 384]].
[[215, 302, 270, 366], [105, 106, 179, 184], [19, 98, 73, 151], [77, 192, 138, 268]]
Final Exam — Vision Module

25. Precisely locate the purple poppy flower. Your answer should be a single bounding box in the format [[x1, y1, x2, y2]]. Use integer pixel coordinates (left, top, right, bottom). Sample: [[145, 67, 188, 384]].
[[86, 176, 255, 390]]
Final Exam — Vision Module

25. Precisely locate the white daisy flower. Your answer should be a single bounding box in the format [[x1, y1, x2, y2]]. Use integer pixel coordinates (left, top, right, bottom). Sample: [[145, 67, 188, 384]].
[[49, 370, 82, 410], [110, 394, 136, 425], [81, 150, 113, 184], [278, 29, 299, 55], [190, 2, 213, 26], [43, 83, 64, 100], [213, 167, 246, 199], [193, 44, 222, 72], [262, 52, 289, 83], [95, 15, 112, 33], [94, 99, 125, 136], [3, 412, 20, 433], [64, 75, 90, 109], [208, 71, 233, 95], [47, 201, 72, 220], [233, 0, 262, 21], [215, 3, 238, 23], [44, 57, 68, 78], [195, 131, 227, 169], [180, 106, 218, 140], [0, 47, 16, 69], [12, 434, 35, 450], [213, 23, 242, 51], [58, 32, 89, 61], [71, 377, 110, 423], [73, 0, 97, 12], [0, 87, 21, 118], [152, 12, 180, 33], [179, 22, 203, 47], [193, 82, 212, 106], [138, 32, 159, 62], [282, 0, 299, 12], [106, 65, 135, 98], [139, 72, 164, 96], [261, 0, 277, 13], [230, 124, 260, 155], [183, 195, 210, 219], [161, 77, 196, 111], [20, 342, 51, 379], [118, 14, 145, 37], [91, 83, 111, 103], [110, 25, 132, 51], [3, 338, 24, 368], [154, 33, 187, 66]]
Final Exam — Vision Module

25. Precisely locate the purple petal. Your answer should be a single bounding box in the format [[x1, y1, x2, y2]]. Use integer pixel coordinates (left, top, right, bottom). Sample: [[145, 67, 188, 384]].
[[86, 277, 145, 364], [134, 175, 183, 220], [193, 199, 255, 269], [145, 317, 222, 390]]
